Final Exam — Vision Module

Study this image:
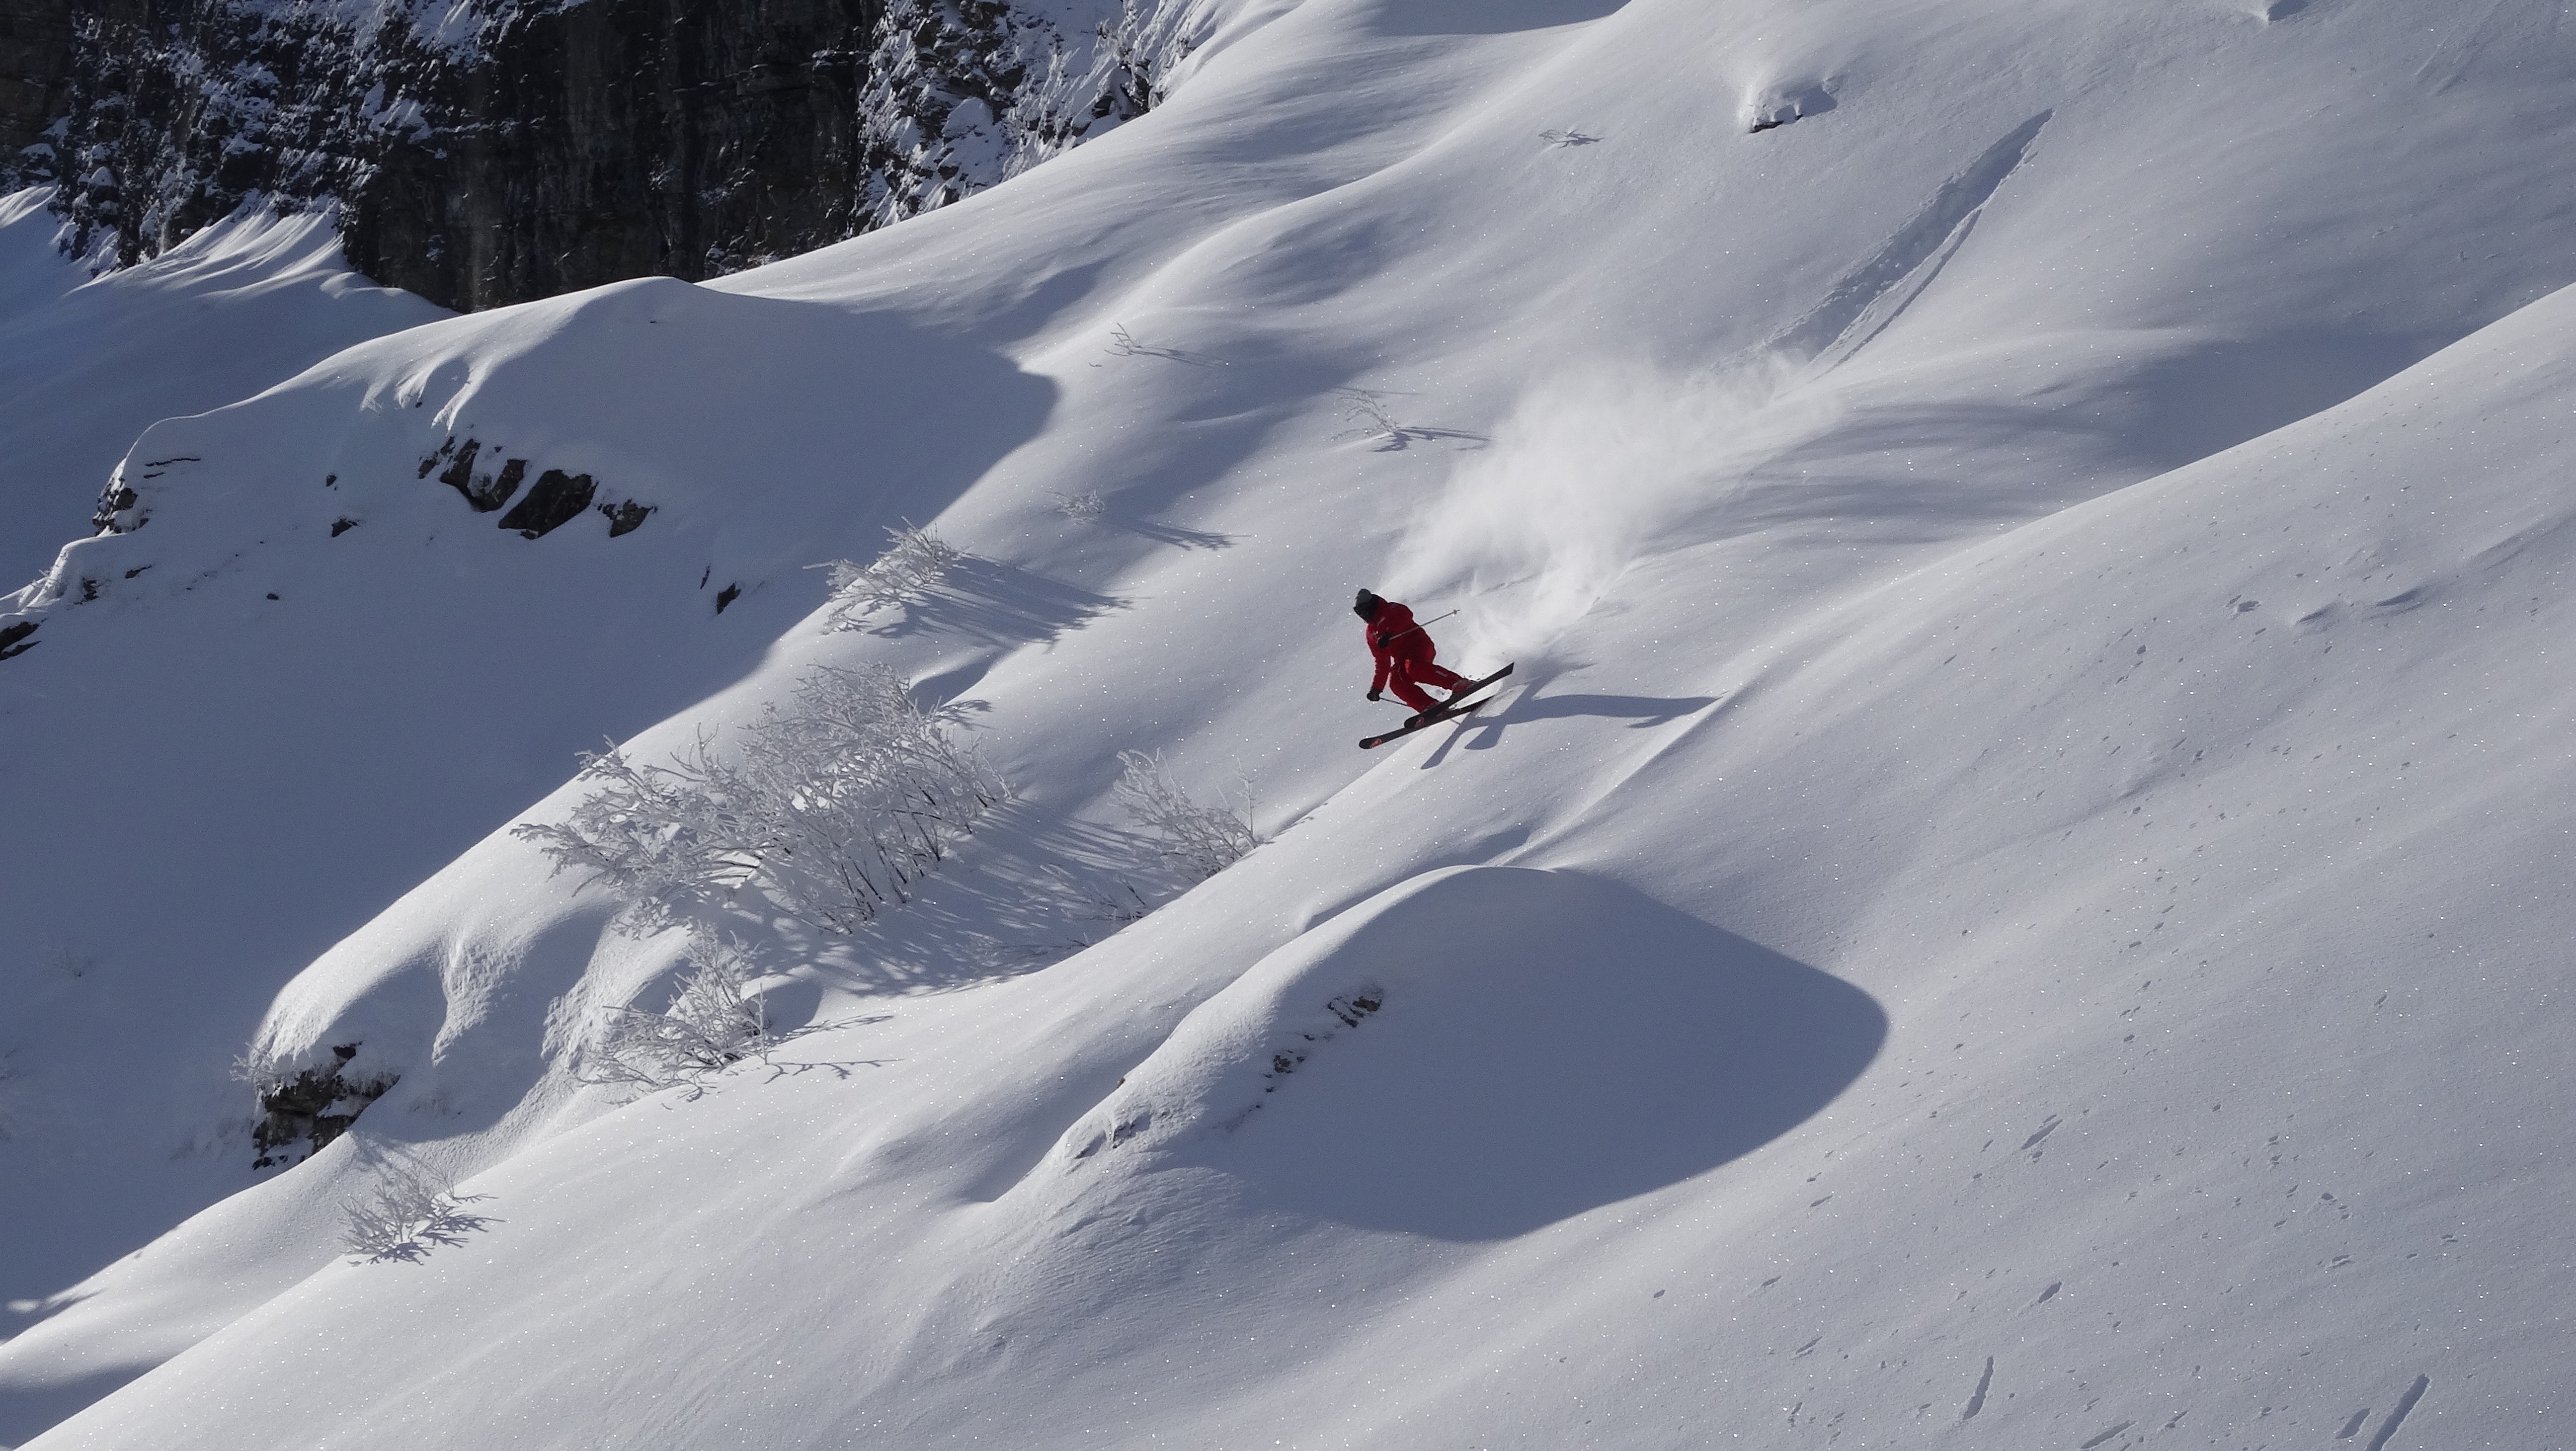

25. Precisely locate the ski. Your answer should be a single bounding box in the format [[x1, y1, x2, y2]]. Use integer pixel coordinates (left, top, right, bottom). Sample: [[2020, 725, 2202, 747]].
[[1361, 698, 1486, 749], [1359, 664, 1514, 749]]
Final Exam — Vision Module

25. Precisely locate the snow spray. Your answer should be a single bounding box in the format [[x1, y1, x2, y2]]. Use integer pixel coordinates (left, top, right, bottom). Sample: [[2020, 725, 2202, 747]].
[[1387, 358, 1838, 668]]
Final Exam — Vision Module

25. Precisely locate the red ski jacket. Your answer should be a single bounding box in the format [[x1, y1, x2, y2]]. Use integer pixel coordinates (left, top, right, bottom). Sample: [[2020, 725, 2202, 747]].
[[1364, 601, 1437, 692]]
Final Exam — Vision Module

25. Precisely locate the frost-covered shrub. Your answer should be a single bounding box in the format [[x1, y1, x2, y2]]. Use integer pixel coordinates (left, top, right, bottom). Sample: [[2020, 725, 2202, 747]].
[[580, 929, 792, 1098], [1032, 753, 1259, 944], [1112, 749, 1260, 884], [514, 664, 1002, 935], [1330, 386, 1484, 450], [1335, 387, 1404, 440], [1049, 487, 1107, 522], [816, 524, 965, 627]]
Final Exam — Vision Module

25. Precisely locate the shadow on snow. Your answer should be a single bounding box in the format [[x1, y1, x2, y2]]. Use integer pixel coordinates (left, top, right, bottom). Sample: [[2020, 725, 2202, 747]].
[[1186, 868, 1886, 1241], [861, 558, 1129, 648]]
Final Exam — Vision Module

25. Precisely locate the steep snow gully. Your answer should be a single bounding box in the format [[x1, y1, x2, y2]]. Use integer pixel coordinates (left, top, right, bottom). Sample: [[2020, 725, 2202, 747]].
[[7, 0, 2576, 1447]]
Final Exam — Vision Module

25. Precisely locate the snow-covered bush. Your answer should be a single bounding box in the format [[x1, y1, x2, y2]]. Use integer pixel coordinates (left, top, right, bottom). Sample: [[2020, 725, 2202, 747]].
[[1112, 749, 1260, 884], [1331, 386, 1484, 450], [1334, 387, 1405, 441], [815, 524, 964, 628], [1025, 756, 1258, 950], [1049, 486, 1107, 522], [580, 929, 793, 1098], [514, 664, 1003, 935]]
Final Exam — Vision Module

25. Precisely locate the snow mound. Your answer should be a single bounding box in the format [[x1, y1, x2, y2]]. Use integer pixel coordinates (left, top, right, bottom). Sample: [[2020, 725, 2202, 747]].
[[1050, 865, 1885, 1239]]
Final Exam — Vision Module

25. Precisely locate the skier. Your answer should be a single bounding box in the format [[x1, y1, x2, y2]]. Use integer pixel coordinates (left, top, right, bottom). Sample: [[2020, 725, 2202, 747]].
[[1354, 589, 1472, 720]]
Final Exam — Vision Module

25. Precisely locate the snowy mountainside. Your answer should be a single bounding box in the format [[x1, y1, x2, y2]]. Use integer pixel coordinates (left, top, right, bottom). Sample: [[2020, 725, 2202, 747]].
[[9, 0, 2576, 1446], [0, 265, 1053, 1441], [0, 189, 444, 587]]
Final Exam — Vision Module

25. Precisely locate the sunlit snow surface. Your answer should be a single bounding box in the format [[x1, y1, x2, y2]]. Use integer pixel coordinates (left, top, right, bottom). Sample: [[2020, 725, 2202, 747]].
[[6, 0, 2576, 1446]]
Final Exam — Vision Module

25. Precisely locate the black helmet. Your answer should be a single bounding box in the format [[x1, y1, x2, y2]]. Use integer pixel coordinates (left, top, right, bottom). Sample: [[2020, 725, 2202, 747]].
[[1353, 589, 1382, 621]]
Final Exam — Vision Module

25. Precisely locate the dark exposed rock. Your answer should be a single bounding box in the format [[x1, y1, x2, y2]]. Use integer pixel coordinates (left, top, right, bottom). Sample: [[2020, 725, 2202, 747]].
[[482, 458, 527, 510], [497, 467, 594, 537], [89, 451, 195, 533], [1746, 85, 1835, 135], [89, 480, 135, 530], [0, 0, 73, 162], [433, 438, 526, 512], [599, 498, 652, 537], [351, 0, 889, 311], [416, 437, 644, 532], [0, 618, 37, 658], [434, 436, 481, 491], [715, 582, 740, 613], [27, 1, 396, 267], [249, 1042, 396, 1169], [12, 0, 1212, 310], [330, 516, 357, 536]]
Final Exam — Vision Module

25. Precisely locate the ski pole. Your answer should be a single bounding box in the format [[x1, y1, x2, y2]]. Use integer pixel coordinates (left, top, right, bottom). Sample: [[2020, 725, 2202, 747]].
[[1374, 609, 1456, 646]]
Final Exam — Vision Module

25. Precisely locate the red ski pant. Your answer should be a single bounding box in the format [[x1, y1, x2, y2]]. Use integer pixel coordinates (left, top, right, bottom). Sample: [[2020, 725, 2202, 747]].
[[1382, 655, 1467, 712]]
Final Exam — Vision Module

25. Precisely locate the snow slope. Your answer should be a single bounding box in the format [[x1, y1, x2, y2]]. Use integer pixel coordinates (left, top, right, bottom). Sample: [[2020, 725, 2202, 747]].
[[8, 0, 2576, 1446], [0, 192, 446, 589]]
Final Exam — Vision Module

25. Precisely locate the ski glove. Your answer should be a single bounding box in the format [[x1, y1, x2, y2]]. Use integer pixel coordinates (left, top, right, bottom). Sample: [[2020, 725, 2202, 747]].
[[1367, 689, 1383, 702]]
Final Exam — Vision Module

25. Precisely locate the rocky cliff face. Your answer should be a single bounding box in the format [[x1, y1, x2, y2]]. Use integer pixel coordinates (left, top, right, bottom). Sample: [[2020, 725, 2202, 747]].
[[7, 0, 1210, 309], [0, 0, 71, 161]]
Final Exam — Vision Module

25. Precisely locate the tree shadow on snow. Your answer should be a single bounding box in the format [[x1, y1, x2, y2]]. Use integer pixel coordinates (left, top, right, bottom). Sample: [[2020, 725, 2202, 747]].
[[863, 558, 1128, 648], [755, 1053, 896, 1084], [1108, 515, 1237, 551], [1185, 868, 1886, 1241], [1368, 0, 1628, 36], [356, 1194, 501, 1264], [795, 808, 1159, 995]]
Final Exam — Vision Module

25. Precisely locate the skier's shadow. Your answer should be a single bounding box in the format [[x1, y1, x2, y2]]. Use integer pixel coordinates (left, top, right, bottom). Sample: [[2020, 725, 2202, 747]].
[[1432, 681, 1718, 762]]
